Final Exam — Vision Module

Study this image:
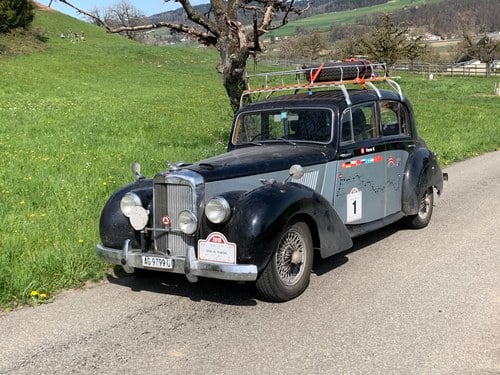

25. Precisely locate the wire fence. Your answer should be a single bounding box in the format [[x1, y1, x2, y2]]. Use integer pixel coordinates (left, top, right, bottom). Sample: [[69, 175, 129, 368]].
[[392, 62, 499, 77], [256, 58, 499, 78]]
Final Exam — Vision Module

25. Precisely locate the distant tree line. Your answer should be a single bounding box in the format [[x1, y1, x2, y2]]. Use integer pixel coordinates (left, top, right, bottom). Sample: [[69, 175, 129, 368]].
[[279, 0, 499, 68], [390, 0, 500, 37], [150, 0, 499, 36], [0, 0, 34, 33], [148, 0, 388, 27], [301, 0, 387, 16]]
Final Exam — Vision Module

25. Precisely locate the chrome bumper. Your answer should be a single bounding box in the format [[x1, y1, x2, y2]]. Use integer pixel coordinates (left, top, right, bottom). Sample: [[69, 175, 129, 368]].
[[96, 240, 258, 282]]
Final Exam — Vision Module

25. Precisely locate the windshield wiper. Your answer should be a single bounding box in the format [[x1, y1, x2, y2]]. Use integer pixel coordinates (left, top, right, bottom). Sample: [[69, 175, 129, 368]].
[[278, 137, 297, 145]]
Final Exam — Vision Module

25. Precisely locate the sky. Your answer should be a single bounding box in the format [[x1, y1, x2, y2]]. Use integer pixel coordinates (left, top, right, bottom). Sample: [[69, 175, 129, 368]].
[[39, 0, 205, 19]]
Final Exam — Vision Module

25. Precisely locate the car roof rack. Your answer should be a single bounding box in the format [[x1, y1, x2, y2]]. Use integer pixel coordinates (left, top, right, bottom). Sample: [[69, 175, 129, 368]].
[[240, 61, 403, 108]]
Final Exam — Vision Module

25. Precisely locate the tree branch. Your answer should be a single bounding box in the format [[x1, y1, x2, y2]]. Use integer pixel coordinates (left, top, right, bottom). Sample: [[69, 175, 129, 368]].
[[58, 0, 217, 45], [172, 0, 220, 37], [241, 0, 310, 34]]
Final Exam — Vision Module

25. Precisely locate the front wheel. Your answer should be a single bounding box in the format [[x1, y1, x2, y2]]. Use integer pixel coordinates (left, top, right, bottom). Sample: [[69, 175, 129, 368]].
[[405, 187, 434, 229], [256, 221, 313, 302]]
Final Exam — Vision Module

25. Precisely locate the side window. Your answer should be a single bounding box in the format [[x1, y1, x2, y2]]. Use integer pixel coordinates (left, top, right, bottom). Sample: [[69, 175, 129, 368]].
[[380, 101, 410, 137], [340, 109, 353, 144], [234, 114, 261, 143], [340, 103, 378, 144]]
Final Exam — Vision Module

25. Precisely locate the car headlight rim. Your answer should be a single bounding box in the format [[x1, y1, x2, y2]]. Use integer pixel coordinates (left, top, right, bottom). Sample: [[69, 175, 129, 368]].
[[178, 210, 198, 235], [120, 192, 142, 218], [205, 196, 231, 224]]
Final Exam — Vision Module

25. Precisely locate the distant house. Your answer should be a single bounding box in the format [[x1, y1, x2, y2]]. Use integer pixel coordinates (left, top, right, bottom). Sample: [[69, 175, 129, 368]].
[[486, 31, 500, 41], [421, 32, 442, 41], [448, 59, 492, 75]]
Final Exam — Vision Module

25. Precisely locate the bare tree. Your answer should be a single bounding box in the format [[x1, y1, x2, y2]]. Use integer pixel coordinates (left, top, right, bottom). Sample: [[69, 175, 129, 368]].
[[355, 13, 426, 68], [278, 32, 329, 62], [296, 31, 329, 62], [58, 0, 309, 112], [86, 2, 155, 41], [108, 0, 147, 40], [459, 33, 500, 77]]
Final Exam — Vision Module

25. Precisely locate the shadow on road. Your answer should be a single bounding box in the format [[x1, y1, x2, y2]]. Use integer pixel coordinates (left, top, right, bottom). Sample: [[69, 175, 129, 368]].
[[107, 221, 402, 304], [107, 269, 260, 306], [313, 221, 401, 276]]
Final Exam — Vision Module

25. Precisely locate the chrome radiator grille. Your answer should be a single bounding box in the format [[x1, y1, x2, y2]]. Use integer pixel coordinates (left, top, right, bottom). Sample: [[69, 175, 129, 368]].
[[153, 182, 195, 257]]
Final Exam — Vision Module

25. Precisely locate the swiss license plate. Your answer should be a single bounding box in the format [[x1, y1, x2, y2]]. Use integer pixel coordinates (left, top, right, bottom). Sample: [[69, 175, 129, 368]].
[[141, 256, 173, 270]]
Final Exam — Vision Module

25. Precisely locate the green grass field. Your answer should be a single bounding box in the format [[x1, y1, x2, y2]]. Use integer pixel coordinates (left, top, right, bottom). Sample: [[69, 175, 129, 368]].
[[0, 8, 498, 309], [270, 0, 445, 37]]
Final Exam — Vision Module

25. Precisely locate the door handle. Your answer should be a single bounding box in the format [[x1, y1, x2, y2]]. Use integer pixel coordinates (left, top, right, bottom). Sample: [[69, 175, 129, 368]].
[[339, 152, 352, 158]]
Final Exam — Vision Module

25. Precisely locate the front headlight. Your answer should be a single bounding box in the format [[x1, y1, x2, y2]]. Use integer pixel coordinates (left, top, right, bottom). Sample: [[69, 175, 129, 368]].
[[178, 210, 198, 234], [120, 192, 142, 217], [205, 196, 231, 224]]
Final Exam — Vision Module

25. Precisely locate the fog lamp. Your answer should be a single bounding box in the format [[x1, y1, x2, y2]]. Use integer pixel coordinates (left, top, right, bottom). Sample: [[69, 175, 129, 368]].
[[178, 210, 198, 235], [120, 192, 142, 217]]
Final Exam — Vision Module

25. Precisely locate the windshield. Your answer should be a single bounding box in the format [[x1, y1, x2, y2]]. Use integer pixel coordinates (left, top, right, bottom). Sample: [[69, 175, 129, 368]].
[[232, 109, 333, 145]]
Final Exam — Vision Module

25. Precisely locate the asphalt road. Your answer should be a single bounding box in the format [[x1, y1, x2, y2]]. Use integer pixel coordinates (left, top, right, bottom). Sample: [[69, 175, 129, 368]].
[[1, 151, 499, 375]]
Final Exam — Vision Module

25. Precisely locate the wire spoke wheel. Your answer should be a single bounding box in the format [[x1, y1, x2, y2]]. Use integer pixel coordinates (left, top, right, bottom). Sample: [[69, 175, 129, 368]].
[[276, 229, 307, 286], [256, 221, 313, 301]]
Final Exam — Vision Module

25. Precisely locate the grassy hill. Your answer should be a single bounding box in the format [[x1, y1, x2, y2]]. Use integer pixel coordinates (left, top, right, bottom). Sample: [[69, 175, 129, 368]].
[[0, 6, 498, 309], [270, 0, 446, 37], [0, 8, 231, 308]]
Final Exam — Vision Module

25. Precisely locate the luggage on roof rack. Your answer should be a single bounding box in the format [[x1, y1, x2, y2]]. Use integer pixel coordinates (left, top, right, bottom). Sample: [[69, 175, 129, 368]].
[[303, 59, 375, 82], [240, 61, 403, 108]]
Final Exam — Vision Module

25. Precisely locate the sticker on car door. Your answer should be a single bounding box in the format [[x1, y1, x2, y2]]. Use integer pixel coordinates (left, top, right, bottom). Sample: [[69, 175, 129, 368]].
[[347, 187, 362, 222]]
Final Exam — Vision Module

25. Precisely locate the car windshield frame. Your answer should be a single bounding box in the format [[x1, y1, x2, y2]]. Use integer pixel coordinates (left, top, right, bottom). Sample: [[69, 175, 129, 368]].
[[232, 107, 334, 146]]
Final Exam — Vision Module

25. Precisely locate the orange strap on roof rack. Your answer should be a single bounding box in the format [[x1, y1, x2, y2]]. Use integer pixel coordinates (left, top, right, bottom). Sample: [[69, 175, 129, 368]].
[[309, 63, 324, 84]]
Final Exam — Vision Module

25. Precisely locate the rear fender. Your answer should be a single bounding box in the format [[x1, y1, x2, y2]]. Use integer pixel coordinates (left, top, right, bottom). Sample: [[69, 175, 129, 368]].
[[402, 148, 443, 215]]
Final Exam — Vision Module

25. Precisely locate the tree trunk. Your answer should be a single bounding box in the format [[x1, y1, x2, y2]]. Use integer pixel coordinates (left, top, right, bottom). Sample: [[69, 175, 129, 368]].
[[216, 31, 249, 113]]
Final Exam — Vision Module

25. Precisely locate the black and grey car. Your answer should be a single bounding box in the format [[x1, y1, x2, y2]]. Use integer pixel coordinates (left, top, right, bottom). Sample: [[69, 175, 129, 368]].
[[96, 62, 446, 301]]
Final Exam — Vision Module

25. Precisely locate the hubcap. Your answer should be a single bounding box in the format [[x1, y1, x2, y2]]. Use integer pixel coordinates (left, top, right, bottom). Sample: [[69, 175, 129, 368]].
[[276, 230, 306, 286], [418, 191, 431, 219]]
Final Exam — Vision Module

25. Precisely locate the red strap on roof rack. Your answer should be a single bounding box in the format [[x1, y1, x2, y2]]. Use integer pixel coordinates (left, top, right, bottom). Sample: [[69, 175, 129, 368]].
[[309, 63, 324, 84]]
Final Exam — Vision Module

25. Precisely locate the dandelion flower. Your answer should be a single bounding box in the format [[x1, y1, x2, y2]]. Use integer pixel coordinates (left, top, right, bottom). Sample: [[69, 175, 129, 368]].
[[78, 239, 84, 244], [30, 290, 38, 297], [40, 293, 47, 299]]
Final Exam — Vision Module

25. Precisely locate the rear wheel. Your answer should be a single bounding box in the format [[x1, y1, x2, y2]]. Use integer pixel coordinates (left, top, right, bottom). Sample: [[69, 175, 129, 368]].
[[406, 187, 434, 229], [256, 221, 313, 302]]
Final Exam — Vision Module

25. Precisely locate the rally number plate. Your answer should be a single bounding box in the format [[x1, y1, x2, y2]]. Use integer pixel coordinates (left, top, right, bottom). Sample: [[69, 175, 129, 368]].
[[141, 256, 173, 270]]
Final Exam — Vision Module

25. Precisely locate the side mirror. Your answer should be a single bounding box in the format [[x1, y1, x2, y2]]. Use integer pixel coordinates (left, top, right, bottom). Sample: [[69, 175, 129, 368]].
[[289, 164, 304, 180], [131, 162, 144, 181]]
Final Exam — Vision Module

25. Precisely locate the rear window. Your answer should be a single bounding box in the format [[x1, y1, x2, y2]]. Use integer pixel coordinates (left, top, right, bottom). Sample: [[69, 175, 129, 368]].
[[380, 101, 410, 137]]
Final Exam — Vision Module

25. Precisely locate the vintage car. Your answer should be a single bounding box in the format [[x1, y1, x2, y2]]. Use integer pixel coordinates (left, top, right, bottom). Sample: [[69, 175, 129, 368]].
[[96, 62, 446, 301]]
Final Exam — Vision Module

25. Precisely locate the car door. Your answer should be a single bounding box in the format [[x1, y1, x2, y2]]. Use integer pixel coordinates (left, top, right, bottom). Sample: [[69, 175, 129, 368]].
[[334, 102, 386, 224], [379, 100, 412, 215]]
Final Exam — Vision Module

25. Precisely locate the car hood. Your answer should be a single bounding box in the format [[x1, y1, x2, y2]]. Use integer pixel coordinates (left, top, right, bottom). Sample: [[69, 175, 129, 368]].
[[186, 144, 332, 182]]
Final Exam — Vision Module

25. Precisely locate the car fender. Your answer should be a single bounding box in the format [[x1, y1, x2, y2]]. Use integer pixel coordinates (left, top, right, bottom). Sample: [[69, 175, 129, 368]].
[[202, 182, 353, 272], [402, 147, 444, 215], [99, 179, 153, 249]]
